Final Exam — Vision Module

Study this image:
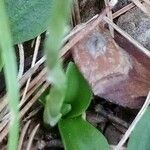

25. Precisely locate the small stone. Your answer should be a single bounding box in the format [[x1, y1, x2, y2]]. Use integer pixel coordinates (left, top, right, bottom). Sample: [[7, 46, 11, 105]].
[[72, 25, 150, 108], [117, 7, 150, 50]]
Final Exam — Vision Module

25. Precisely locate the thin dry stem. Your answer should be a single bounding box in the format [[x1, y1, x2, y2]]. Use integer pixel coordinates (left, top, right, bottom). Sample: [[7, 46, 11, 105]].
[[104, 0, 114, 37], [18, 120, 31, 150], [20, 36, 41, 106], [0, 83, 49, 143], [26, 124, 40, 150], [113, 3, 136, 19], [17, 44, 25, 79]]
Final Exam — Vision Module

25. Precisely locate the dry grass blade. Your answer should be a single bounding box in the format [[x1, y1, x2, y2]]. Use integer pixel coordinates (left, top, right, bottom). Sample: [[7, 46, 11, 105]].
[[18, 120, 31, 150], [23, 106, 42, 122], [0, 120, 8, 132], [132, 0, 150, 15], [0, 83, 49, 143], [1, 68, 46, 124], [21, 76, 46, 107], [17, 44, 25, 79], [0, 96, 7, 113], [113, 2, 136, 19], [0, 57, 46, 116], [20, 36, 41, 106], [103, 17, 150, 57], [0, 125, 8, 143], [20, 82, 49, 118], [19, 56, 46, 86], [116, 91, 150, 149], [104, 0, 114, 37], [110, 145, 127, 150], [20, 68, 47, 97], [26, 124, 40, 150]]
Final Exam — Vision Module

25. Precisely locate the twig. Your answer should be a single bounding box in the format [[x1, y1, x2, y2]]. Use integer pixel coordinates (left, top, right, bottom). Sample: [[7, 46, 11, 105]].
[[95, 105, 129, 129], [86, 112, 107, 124], [116, 91, 150, 149]]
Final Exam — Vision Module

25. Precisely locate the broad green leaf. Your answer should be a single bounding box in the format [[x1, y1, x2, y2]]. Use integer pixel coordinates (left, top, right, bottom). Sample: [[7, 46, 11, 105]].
[[59, 117, 109, 150], [63, 62, 92, 118], [5, 0, 53, 44], [128, 107, 150, 150]]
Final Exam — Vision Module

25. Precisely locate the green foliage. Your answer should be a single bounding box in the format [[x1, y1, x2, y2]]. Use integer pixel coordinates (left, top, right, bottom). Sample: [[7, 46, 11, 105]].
[[1, 0, 109, 149], [44, 0, 72, 126], [0, 1, 19, 150], [128, 107, 150, 150], [43, 62, 109, 150], [41, 1, 109, 149], [43, 63, 67, 127], [5, 0, 53, 44], [59, 116, 109, 150], [63, 62, 92, 118]]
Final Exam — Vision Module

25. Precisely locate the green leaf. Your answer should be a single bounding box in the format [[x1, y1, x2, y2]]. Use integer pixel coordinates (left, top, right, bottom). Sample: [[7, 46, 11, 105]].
[[43, 0, 71, 127], [63, 62, 92, 118], [5, 0, 53, 44], [0, 1, 20, 150], [128, 107, 150, 150], [43, 63, 67, 126], [59, 116, 109, 150]]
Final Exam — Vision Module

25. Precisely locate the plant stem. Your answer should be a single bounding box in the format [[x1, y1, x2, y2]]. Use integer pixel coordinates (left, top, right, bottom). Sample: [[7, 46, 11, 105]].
[[0, 1, 19, 150]]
